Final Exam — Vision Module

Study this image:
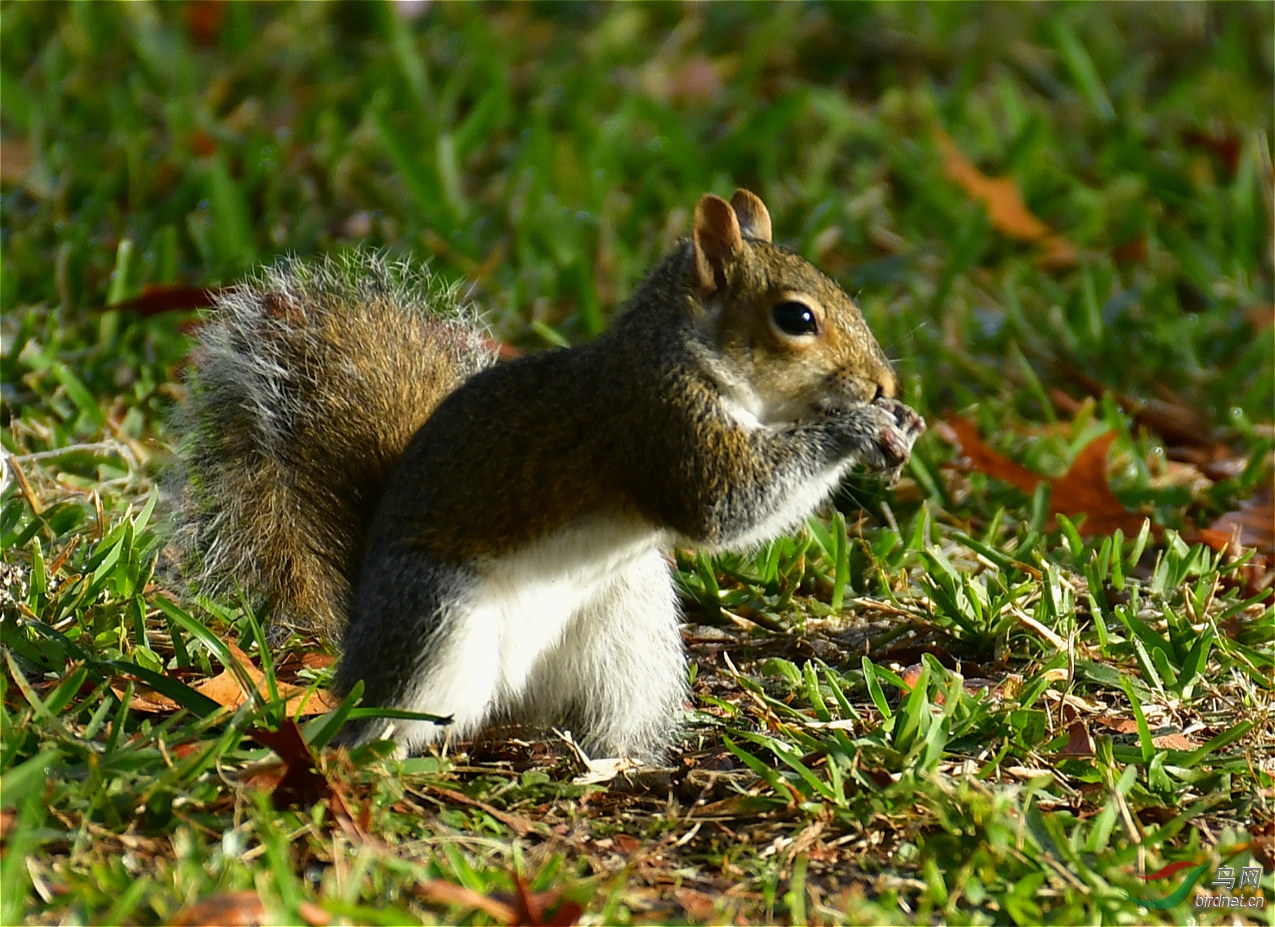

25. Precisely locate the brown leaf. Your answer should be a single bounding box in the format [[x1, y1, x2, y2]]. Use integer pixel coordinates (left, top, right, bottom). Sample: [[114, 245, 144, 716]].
[[1182, 129, 1243, 176], [1152, 732, 1198, 751], [1047, 432, 1148, 537], [1246, 304, 1274, 333], [184, 1, 226, 47], [1057, 719, 1095, 756], [0, 137, 32, 184], [613, 833, 642, 855], [248, 721, 331, 811], [95, 284, 222, 316], [505, 872, 584, 927], [935, 417, 1042, 495], [194, 642, 337, 716], [413, 880, 516, 923], [1111, 234, 1147, 264], [674, 888, 720, 921], [171, 892, 272, 927], [1095, 716, 1140, 735], [935, 129, 1077, 267], [1208, 483, 1275, 553], [941, 419, 1148, 538], [108, 684, 180, 714]]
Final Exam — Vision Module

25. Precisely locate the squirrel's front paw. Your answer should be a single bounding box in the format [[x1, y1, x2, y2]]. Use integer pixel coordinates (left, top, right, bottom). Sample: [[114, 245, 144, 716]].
[[868, 398, 925, 477]]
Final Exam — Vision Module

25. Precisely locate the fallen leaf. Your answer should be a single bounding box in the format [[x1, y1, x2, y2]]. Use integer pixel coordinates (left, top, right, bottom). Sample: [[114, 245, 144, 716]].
[[413, 880, 516, 923], [1152, 732, 1198, 751], [171, 892, 272, 927], [1095, 716, 1139, 735], [1048, 432, 1148, 537], [674, 888, 719, 921], [503, 872, 584, 927], [1182, 128, 1243, 176], [1111, 234, 1147, 264], [184, 1, 226, 47], [1208, 483, 1275, 552], [935, 128, 1077, 267], [108, 684, 180, 714], [95, 284, 222, 316], [0, 137, 31, 184], [248, 721, 331, 811], [194, 642, 337, 716], [934, 418, 1041, 495], [613, 833, 642, 854], [940, 417, 1148, 538], [1057, 719, 1095, 756], [1246, 304, 1274, 333]]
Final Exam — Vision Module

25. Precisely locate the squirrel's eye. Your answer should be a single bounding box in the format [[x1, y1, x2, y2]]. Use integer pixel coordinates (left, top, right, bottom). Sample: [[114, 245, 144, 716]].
[[771, 300, 819, 337]]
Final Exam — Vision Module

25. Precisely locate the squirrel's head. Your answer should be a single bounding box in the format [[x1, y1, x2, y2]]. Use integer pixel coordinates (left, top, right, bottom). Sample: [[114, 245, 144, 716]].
[[689, 189, 898, 426]]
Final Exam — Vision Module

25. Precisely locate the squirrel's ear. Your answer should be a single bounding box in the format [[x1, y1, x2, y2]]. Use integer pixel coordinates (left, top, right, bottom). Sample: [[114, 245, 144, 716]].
[[730, 189, 772, 243], [693, 194, 744, 294]]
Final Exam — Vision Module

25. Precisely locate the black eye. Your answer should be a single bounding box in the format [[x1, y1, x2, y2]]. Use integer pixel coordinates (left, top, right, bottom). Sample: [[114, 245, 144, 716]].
[[771, 300, 819, 336]]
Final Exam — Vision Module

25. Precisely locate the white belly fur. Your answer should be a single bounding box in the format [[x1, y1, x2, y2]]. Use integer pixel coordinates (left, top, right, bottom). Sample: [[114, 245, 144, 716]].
[[391, 514, 668, 750]]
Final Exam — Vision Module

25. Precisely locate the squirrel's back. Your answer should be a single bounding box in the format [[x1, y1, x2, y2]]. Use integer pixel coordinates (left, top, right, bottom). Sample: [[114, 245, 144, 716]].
[[172, 253, 496, 639]]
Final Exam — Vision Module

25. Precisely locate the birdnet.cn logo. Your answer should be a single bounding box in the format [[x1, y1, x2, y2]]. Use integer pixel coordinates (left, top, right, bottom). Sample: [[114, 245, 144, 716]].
[[1127, 860, 1266, 911]]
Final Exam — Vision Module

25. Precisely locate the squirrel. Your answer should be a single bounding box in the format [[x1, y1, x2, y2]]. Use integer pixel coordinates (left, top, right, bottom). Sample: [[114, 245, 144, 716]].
[[173, 190, 925, 762]]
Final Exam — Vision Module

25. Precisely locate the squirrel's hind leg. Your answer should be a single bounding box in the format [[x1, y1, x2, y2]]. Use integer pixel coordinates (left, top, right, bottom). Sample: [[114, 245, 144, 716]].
[[337, 553, 501, 755], [519, 548, 688, 763]]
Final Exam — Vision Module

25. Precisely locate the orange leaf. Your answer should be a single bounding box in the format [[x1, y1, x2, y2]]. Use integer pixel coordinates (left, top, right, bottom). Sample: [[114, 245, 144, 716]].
[[1246, 304, 1274, 333], [1209, 483, 1275, 554], [1152, 732, 1198, 751], [1047, 432, 1148, 537], [940, 418, 1148, 538], [1057, 719, 1095, 756], [171, 892, 272, 927], [935, 417, 1042, 495], [413, 881, 516, 923], [194, 642, 337, 716], [248, 721, 335, 812], [935, 128, 1076, 267]]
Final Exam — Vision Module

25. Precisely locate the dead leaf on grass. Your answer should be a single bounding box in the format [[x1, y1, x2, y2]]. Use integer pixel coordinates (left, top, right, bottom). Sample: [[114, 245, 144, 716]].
[[0, 137, 32, 184], [1246, 304, 1274, 333], [108, 683, 181, 714], [94, 284, 223, 317], [935, 417, 1040, 495], [248, 721, 332, 810], [935, 128, 1077, 267], [195, 642, 337, 716], [1152, 732, 1199, 751], [1049, 432, 1149, 537], [171, 891, 325, 927], [1207, 483, 1275, 552], [673, 888, 719, 921], [1095, 716, 1140, 735], [413, 880, 516, 923], [938, 417, 1148, 537], [1057, 719, 1096, 756], [504, 872, 585, 927]]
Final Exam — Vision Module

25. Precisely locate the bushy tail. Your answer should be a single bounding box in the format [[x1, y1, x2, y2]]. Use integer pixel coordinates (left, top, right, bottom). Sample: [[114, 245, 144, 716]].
[[171, 252, 496, 639]]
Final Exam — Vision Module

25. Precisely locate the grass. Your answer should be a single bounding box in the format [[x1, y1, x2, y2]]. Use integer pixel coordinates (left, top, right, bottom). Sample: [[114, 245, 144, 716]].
[[2, 3, 1273, 924]]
